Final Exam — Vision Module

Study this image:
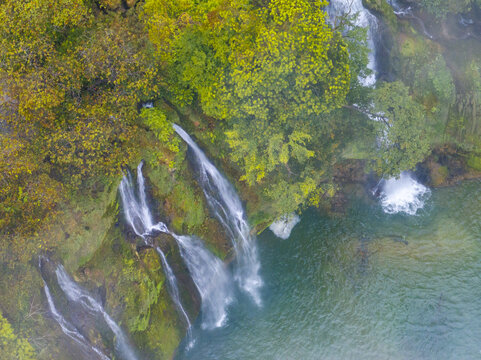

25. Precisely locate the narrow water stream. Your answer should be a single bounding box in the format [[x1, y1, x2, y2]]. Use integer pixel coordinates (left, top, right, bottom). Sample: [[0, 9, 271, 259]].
[[177, 180, 481, 359]]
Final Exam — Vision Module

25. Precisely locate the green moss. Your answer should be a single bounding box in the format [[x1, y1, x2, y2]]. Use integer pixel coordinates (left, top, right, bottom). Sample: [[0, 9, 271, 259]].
[[363, 0, 397, 28], [82, 225, 182, 359], [52, 179, 120, 272], [171, 182, 205, 232], [430, 164, 449, 186], [467, 154, 481, 171]]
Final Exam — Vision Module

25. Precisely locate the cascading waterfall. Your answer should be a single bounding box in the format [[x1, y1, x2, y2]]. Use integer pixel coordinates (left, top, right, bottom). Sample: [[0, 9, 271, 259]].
[[172, 234, 233, 329], [43, 281, 110, 360], [119, 163, 192, 335], [173, 124, 263, 306], [327, 0, 378, 86], [119, 162, 158, 236], [119, 162, 232, 330], [55, 265, 138, 360], [327, 1, 431, 212], [155, 246, 193, 342]]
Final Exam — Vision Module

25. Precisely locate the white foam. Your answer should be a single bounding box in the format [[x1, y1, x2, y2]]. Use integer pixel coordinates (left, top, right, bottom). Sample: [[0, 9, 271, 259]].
[[377, 172, 430, 215], [269, 214, 301, 239]]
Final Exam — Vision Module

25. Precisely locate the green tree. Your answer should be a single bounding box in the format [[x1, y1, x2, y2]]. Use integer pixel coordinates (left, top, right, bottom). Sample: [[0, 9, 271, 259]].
[[144, 0, 355, 214], [0, 312, 36, 360], [373, 81, 431, 176], [419, 0, 472, 19], [0, 1, 162, 234]]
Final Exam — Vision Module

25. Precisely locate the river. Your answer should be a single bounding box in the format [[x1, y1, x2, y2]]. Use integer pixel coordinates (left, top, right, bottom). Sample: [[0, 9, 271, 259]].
[[176, 180, 481, 359]]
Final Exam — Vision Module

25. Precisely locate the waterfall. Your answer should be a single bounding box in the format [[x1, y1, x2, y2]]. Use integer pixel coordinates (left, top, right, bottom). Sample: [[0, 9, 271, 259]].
[[326, 2, 431, 213], [172, 234, 233, 329], [55, 265, 138, 360], [119, 164, 191, 333], [43, 281, 110, 360], [173, 124, 262, 306], [120, 162, 232, 330], [155, 247, 194, 346], [118, 162, 158, 237], [327, 0, 378, 86], [373, 172, 431, 215]]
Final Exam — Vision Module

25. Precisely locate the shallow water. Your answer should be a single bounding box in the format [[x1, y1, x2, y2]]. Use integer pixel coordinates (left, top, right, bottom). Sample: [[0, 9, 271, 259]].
[[177, 180, 481, 360]]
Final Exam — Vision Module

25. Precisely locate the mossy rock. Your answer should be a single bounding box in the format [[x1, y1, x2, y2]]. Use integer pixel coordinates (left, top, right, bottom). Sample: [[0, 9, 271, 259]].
[[81, 226, 183, 359], [467, 154, 481, 171], [428, 162, 449, 186], [363, 0, 397, 28]]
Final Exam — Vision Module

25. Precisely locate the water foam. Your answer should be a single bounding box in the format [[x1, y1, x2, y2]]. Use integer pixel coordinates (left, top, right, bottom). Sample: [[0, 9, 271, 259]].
[[376, 172, 430, 215], [269, 214, 301, 240]]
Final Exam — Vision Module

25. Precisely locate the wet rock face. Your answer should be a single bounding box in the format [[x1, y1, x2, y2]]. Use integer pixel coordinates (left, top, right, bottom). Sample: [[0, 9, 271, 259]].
[[333, 160, 368, 184], [159, 236, 202, 316], [417, 148, 481, 187]]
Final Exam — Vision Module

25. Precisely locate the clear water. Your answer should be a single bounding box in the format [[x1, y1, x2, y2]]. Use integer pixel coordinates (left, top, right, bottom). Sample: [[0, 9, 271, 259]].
[[177, 180, 481, 360]]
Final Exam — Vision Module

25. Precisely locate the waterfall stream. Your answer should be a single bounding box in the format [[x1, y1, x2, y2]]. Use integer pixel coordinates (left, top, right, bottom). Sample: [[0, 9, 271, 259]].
[[119, 162, 232, 331], [119, 163, 192, 333], [43, 280, 110, 360], [172, 234, 233, 329], [55, 265, 138, 360], [173, 124, 263, 306], [327, 0, 431, 213]]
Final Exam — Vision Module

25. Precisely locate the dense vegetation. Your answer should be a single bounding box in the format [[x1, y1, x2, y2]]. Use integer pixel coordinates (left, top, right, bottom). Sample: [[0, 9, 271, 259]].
[[1, 0, 481, 358]]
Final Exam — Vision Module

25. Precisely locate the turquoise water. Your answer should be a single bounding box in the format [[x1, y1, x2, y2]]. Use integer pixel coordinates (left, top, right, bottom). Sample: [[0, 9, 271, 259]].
[[177, 180, 481, 360]]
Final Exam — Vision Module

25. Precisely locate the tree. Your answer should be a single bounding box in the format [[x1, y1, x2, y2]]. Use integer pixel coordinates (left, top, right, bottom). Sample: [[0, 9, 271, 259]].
[[373, 81, 431, 176], [144, 0, 355, 214], [0, 1, 162, 234], [0, 312, 35, 360], [419, 0, 472, 19]]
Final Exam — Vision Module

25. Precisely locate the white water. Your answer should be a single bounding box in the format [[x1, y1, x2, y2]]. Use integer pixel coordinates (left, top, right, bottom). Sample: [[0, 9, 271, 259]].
[[173, 124, 262, 306], [119, 162, 159, 237], [43, 281, 110, 360], [172, 234, 233, 329], [119, 164, 191, 334], [155, 247, 194, 346], [375, 172, 431, 215], [269, 213, 301, 240], [326, 1, 431, 214], [120, 162, 231, 330], [327, 0, 378, 86], [55, 265, 137, 360]]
